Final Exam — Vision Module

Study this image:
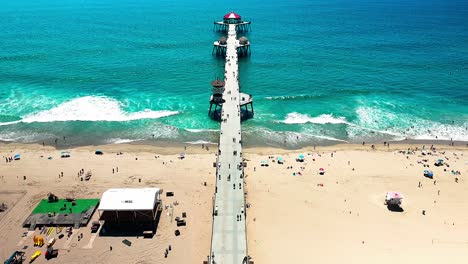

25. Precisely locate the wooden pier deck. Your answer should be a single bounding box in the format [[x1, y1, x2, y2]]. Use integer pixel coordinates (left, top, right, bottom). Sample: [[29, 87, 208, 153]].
[[209, 23, 248, 264]]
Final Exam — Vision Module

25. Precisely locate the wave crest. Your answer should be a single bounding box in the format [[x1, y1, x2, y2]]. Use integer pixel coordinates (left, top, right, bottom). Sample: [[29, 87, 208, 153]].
[[282, 112, 348, 125], [0, 96, 179, 125]]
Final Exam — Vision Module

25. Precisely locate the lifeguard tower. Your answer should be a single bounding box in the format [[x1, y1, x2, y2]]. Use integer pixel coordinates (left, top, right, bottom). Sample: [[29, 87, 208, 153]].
[[208, 79, 225, 121]]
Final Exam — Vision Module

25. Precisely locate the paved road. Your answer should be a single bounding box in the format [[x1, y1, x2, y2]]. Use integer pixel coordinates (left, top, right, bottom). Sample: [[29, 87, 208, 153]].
[[210, 24, 248, 264]]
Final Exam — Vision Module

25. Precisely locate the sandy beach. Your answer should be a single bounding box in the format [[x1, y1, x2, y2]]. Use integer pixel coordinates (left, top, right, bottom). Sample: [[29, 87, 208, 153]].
[[0, 142, 467, 263], [0, 143, 215, 264]]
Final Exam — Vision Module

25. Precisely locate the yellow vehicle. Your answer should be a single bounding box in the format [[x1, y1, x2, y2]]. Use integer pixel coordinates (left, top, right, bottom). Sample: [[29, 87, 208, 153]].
[[29, 250, 41, 263], [33, 235, 44, 247]]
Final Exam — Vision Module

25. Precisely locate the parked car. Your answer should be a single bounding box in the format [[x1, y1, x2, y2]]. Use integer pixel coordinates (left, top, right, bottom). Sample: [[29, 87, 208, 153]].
[[91, 221, 100, 233]]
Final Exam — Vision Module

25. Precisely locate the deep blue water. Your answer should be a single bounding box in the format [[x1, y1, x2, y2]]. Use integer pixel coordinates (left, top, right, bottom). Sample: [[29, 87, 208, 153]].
[[0, 0, 467, 147]]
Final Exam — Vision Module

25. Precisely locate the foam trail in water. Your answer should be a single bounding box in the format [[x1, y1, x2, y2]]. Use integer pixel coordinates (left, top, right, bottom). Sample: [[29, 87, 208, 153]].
[[106, 138, 141, 144], [0, 96, 179, 125], [185, 140, 216, 145], [184, 128, 219, 133]]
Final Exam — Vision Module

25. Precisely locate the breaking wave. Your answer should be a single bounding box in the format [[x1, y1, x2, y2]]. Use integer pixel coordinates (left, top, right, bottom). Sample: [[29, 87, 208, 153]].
[[0, 96, 179, 125], [281, 112, 348, 125]]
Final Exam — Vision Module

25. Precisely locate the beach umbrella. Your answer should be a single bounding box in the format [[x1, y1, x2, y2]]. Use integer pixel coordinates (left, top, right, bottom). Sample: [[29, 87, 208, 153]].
[[298, 154, 305, 160], [319, 168, 324, 171], [14, 154, 21, 160], [438, 159, 443, 162]]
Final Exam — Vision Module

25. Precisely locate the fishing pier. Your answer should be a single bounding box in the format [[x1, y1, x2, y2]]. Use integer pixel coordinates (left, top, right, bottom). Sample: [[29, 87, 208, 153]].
[[207, 11, 252, 264]]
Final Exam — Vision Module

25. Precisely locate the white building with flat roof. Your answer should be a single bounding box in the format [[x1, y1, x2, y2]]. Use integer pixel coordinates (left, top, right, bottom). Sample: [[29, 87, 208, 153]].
[[98, 188, 161, 227]]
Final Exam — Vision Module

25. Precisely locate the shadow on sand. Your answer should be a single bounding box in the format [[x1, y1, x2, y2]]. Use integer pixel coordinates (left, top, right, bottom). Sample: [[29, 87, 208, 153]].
[[387, 205, 404, 212], [98, 209, 162, 238]]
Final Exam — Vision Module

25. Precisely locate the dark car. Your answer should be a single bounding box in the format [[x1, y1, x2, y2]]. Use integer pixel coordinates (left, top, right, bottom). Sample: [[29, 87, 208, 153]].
[[91, 221, 100, 233]]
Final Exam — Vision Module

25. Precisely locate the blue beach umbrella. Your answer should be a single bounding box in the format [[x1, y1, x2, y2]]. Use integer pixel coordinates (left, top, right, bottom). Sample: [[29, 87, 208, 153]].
[[298, 154, 305, 160], [14, 154, 21, 160]]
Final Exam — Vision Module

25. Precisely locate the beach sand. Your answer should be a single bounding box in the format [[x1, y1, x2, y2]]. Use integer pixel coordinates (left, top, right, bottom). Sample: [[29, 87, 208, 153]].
[[245, 144, 468, 264], [0, 143, 214, 264], [0, 143, 467, 263]]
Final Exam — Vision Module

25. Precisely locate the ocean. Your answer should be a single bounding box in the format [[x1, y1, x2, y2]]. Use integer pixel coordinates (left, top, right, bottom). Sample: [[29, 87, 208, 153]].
[[0, 0, 467, 148]]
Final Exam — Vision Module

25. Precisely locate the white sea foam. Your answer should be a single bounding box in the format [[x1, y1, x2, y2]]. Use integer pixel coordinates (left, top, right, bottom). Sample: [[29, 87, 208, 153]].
[[246, 127, 349, 144], [184, 128, 219, 133], [107, 138, 141, 144], [0, 96, 179, 125], [0, 120, 22, 126], [0, 131, 54, 143], [185, 140, 216, 145], [352, 106, 468, 141], [282, 112, 347, 125], [309, 134, 349, 143]]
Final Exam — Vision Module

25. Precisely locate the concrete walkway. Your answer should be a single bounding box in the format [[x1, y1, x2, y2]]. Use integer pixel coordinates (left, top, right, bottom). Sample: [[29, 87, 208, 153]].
[[210, 24, 248, 264]]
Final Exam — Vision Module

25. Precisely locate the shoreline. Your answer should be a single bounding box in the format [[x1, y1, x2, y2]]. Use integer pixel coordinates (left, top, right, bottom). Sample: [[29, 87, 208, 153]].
[[1, 138, 466, 155]]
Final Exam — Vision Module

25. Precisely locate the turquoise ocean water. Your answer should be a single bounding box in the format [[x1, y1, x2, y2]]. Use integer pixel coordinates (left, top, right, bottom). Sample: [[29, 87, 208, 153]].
[[0, 0, 467, 148]]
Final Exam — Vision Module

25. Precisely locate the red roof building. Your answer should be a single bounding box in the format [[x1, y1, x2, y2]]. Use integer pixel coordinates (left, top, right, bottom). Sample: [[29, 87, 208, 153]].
[[223, 11, 241, 23]]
